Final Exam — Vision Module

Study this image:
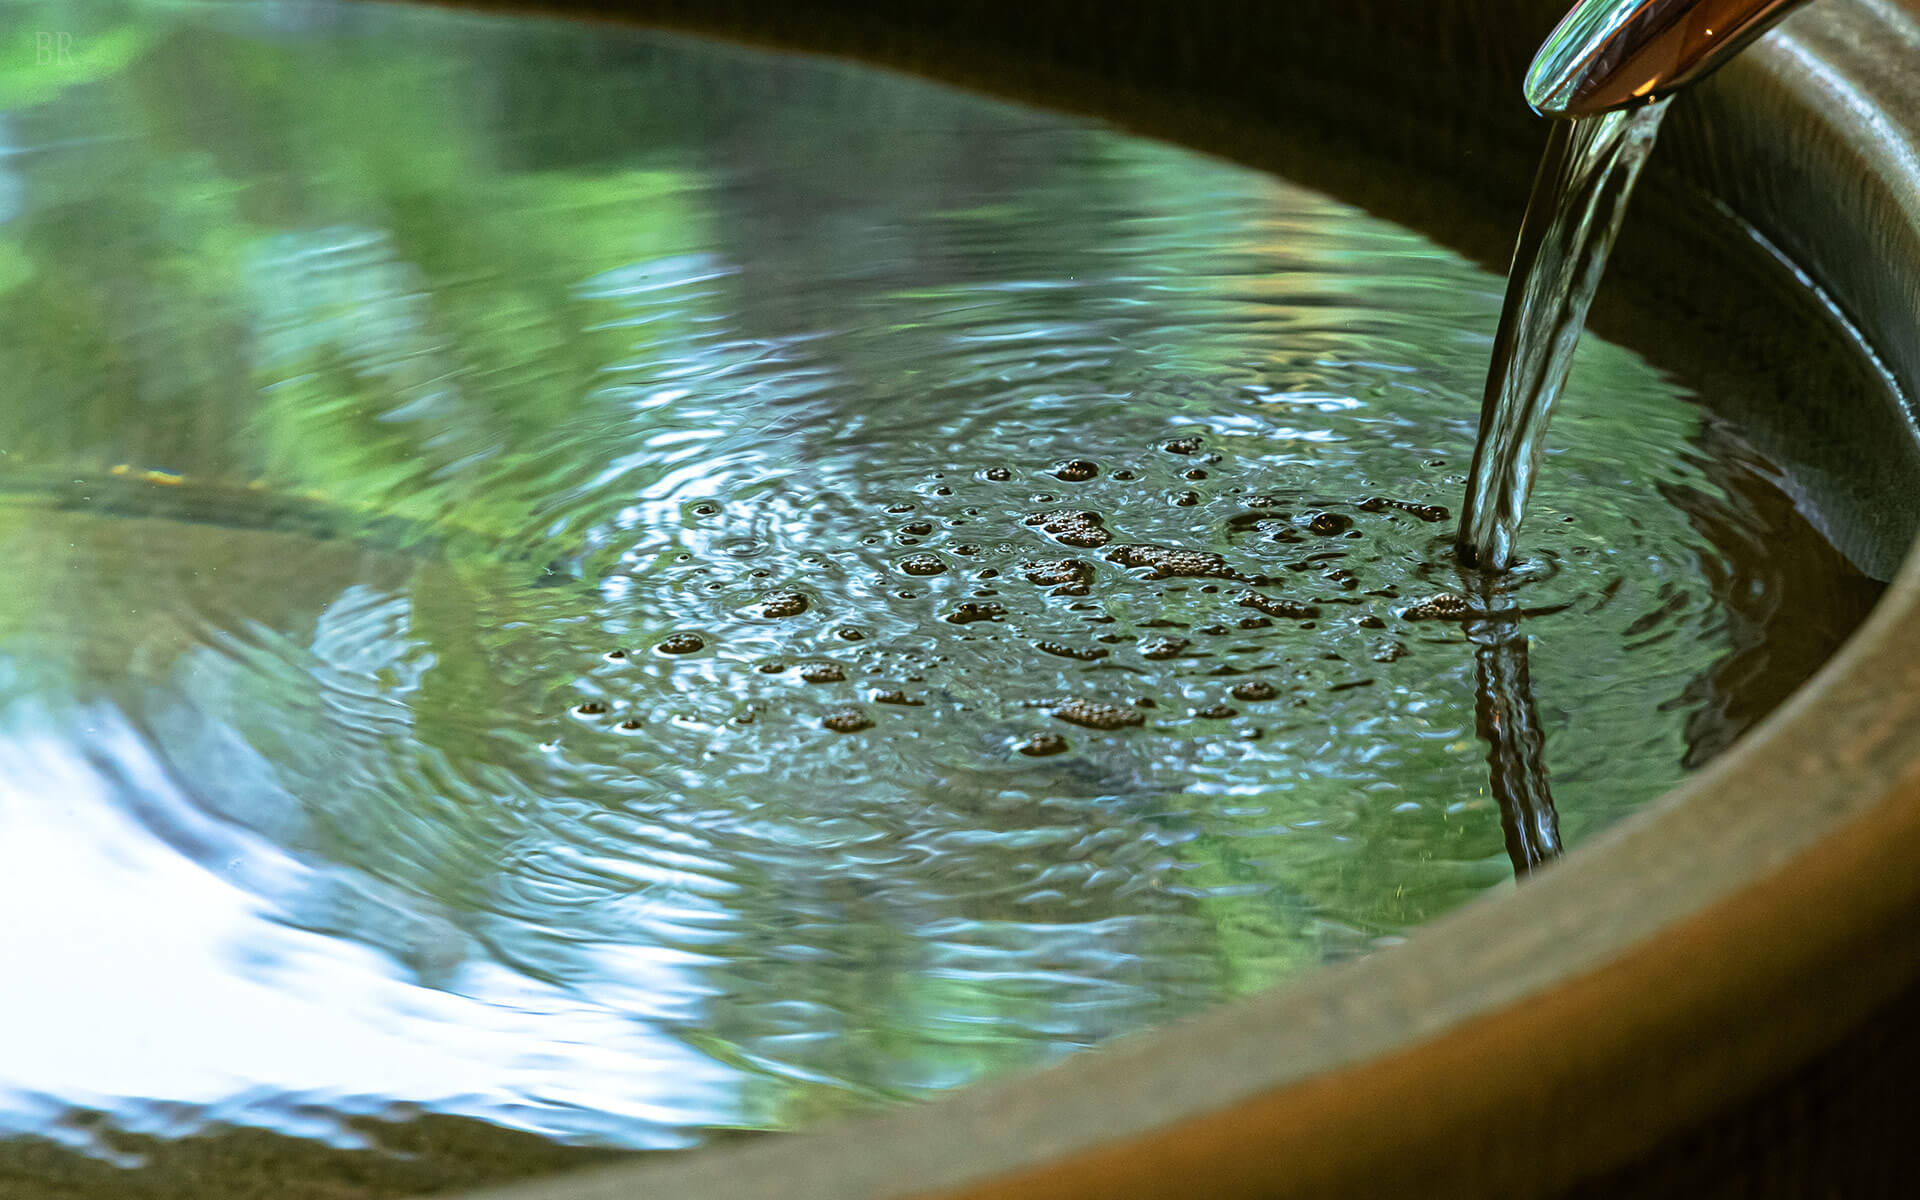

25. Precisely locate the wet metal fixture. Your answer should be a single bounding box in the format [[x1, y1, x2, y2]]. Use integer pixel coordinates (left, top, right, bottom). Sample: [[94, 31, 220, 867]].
[[1527, 0, 1814, 117]]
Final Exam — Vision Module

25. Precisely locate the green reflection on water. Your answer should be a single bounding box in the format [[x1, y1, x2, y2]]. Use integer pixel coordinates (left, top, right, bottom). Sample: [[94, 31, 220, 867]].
[[0, 0, 1883, 1180]]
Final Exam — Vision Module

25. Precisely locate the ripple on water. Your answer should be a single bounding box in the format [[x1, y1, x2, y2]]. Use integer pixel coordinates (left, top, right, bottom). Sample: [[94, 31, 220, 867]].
[[0, 0, 1888, 1178]]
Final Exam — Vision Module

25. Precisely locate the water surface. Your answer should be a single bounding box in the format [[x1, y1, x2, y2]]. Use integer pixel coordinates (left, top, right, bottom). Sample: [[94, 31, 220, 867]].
[[0, 2, 1886, 1190]]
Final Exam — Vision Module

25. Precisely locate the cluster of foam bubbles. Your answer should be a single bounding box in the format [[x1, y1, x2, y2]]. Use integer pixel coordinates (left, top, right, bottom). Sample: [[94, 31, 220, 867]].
[[0, 385, 1777, 1153]]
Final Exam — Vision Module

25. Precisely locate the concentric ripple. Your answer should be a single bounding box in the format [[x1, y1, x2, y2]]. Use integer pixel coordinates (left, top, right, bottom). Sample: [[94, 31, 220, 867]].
[[0, 0, 1887, 1186]]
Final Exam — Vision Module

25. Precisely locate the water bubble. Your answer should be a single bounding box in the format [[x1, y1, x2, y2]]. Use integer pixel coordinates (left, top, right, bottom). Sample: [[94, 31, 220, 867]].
[[1024, 510, 1113, 550], [656, 633, 706, 655], [1034, 640, 1108, 661], [1237, 590, 1318, 619], [1106, 544, 1234, 580], [1051, 460, 1099, 482], [944, 602, 1007, 625], [1358, 497, 1450, 523], [799, 663, 846, 684], [757, 592, 810, 618], [823, 708, 873, 733], [899, 554, 946, 576], [1021, 559, 1093, 587], [1047, 699, 1145, 730], [1230, 681, 1278, 702], [1139, 637, 1189, 661], [1401, 593, 1474, 621], [1016, 732, 1069, 757]]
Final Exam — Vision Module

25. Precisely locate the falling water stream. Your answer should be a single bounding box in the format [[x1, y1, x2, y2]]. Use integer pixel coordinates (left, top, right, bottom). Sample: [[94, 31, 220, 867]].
[[1452, 99, 1677, 871], [1458, 99, 1675, 573]]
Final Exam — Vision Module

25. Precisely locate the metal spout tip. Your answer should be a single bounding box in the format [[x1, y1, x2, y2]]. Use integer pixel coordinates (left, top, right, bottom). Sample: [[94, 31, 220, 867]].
[[1526, 0, 1811, 119]]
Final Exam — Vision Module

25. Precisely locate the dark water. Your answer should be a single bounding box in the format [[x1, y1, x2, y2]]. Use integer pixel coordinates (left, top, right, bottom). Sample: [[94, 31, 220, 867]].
[[0, 1, 1889, 1191]]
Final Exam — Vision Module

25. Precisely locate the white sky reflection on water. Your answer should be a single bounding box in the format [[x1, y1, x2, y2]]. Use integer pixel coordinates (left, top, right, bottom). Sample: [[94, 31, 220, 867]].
[[0, 706, 734, 1150]]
